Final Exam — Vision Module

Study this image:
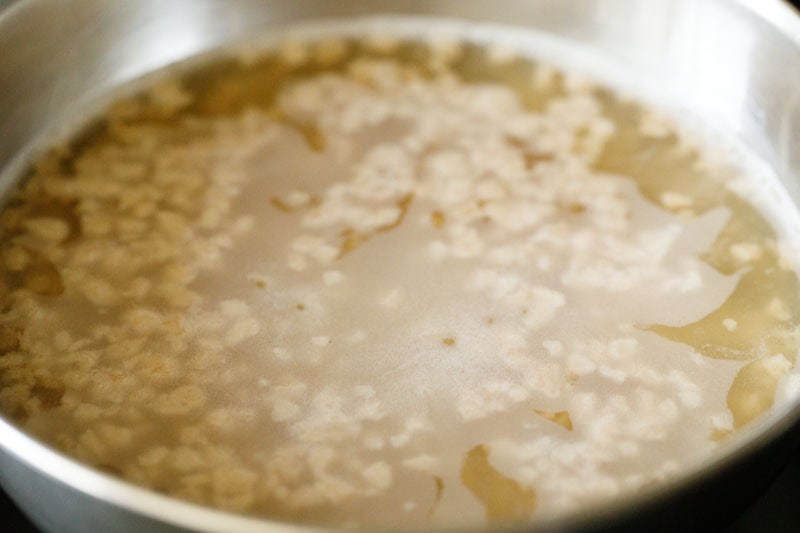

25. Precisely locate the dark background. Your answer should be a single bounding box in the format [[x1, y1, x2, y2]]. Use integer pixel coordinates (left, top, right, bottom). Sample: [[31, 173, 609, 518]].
[[2, 0, 800, 531]]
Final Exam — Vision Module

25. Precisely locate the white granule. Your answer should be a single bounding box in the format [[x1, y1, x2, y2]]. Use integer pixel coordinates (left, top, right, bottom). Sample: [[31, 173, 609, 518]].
[[150, 79, 193, 112], [609, 338, 639, 360], [457, 381, 531, 421], [542, 340, 564, 358], [287, 253, 308, 272], [355, 400, 385, 422], [660, 271, 703, 293], [710, 412, 734, 431], [354, 385, 376, 398], [310, 243, 339, 264], [82, 278, 120, 307], [272, 347, 291, 361], [322, 270, 345, 286], [486, 43, 517, 65], [425, 33, 464, 65], [311, 336, 331, 347], [658, 399, 680, 420], [567, 353, 597, 376], [678, 390, 703, 408], [314, 38, 349, 65], [379, 288, 405, 309], [365, 32, 400, 53], [722, 318, 737, 331], [390, 433, 410, 448], [363, 435, 385, 450], [271, 399, 301, 422], [361, 461, 393, 491], [532, 62, 557, 90], [125, 308, 162, 334], [279, 39, 309, 66], [730, 242, 763, 263], [292, 235, 327, 254], [232, 216, 255, 234], [154, 386, 206, 416], [220, 299, 249, 317], [71, 403, 103, 426], [761, 353, 792, 377], [138, 446, 169, 468], [225, 317, 260, 346], [598, 366, 628, 383], [640, 111, 674, 139], [3, 246, 29, 270], [403, 416, 432, 434], [660, 191, 693, 210], [562, 72, 595, 94], [768, 297, 791, 321], [24, 216, 70, 242], [347, 330, 367, 344], [428, 240, 449, 262], [402, 454, 439, 472], [53, 330, 72, 351], [170, 447, 205, 472], [212, 468, 257, 511]]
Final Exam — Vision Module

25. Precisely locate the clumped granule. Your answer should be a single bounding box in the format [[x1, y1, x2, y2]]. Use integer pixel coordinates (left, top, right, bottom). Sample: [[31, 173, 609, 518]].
[[0, 31, 797, 530]]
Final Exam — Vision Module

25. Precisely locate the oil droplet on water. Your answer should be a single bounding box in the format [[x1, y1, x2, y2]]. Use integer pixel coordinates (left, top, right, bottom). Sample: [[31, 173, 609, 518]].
[[596, 95, 800, 425], [727, 354, 793, 428], [461, 445, 537, 523], [534, 410, 574, 431]]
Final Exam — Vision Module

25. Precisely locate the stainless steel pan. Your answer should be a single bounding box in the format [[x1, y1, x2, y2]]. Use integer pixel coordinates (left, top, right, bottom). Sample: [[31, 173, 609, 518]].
[[1, 1, 800, 531]]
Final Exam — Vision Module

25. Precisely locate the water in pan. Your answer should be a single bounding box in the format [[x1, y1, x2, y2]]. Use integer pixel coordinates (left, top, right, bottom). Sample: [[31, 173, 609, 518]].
[[0, 20, 799, 529]]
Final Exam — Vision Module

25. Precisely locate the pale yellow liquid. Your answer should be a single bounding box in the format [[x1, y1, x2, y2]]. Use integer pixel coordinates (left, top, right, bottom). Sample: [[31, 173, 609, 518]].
[[0, 35, 797, 529]]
